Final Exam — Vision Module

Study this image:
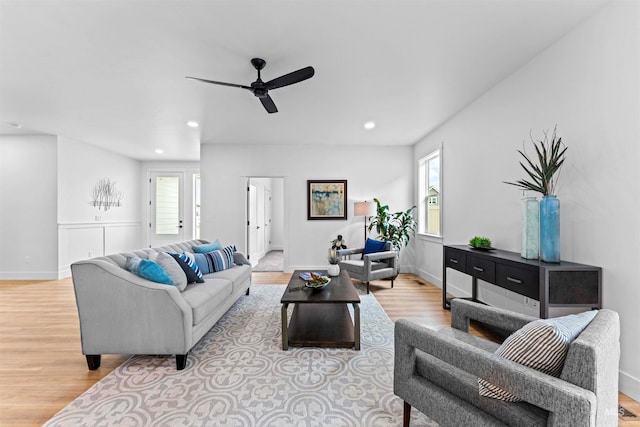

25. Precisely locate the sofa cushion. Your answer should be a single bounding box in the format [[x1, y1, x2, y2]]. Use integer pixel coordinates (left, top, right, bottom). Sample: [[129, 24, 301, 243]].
[[479, 310, 598, 401], [125, 256, 174, 286], [192, 240, 223, 253], [181, 278, 233, 325], [207, 264, 251, 293]]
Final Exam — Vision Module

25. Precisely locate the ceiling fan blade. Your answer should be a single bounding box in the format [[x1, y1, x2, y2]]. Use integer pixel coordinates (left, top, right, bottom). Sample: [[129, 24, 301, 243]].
[[259, 95, 278, 113], [185, 76, 251, 90], [265, 66, 314, 90]]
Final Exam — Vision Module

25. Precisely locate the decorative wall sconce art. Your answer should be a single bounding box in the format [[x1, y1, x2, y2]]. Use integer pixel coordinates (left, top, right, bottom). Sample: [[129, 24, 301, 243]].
[[90, 178, 123, 211]]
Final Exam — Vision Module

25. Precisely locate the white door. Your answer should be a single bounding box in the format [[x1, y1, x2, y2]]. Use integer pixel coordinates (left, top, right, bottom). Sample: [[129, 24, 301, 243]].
[[150, 172, 184, 247], [248, 184, 259, 263], [264, 188, 272, 251], [256, 187, 265, 257]]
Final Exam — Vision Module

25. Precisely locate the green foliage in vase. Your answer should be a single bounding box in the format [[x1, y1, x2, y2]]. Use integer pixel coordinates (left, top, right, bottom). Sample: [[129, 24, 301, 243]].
[[368, 198, 417, 252], [504, 126, 567, 196], [469, 236, 492, 249]]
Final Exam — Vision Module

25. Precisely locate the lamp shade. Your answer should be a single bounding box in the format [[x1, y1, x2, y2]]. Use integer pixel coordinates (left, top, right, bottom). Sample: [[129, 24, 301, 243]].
[[354, 201, 376, 217]]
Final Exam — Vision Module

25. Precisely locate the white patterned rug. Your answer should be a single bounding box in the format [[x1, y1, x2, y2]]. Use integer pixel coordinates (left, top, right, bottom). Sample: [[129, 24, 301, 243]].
[[45, 285, 436, 426]]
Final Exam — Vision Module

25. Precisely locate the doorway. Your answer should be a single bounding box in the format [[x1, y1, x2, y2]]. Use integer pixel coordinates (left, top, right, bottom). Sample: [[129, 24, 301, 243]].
[[246, 177, 284, 270], [149, 172, 185, 247]]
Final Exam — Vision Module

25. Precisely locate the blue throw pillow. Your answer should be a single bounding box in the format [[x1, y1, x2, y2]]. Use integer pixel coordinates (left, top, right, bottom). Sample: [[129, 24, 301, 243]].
[[192, 240, 223, 254], [209, 246, 236, 272], [178, 252, 204, 283], [362, 238, 387, 259], [126, 256, 174, 286], [168, 253, 201, 284], [192, 253, 212, 275]]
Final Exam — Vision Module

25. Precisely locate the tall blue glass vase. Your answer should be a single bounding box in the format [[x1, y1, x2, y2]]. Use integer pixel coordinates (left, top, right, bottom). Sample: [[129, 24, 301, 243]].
[[540, 195, 560, 263]]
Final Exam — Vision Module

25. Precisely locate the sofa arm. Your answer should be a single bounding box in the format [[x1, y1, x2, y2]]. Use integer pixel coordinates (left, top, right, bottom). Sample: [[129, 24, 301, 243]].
[[337, 248, 363, 257], [71, 259, 194, 356], [395, 319, 596, 426], [450, 298, 537, 334]]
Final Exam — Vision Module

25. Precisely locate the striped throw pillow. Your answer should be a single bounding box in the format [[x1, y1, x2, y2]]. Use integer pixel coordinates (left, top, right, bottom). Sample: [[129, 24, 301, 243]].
[[209, 246, 236, 272], [177, 252, 204, 283], [478, 310, 598, 401]]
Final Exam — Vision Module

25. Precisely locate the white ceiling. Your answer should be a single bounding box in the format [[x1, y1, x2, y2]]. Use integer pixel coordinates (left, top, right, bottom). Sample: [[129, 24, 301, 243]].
[[0, 0, 607, 161]]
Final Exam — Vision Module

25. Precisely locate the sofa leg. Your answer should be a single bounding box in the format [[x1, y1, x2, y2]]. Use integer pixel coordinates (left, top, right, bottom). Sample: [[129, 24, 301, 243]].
[[86, 355, 101, 370], [366, 282, 370, 294], [246, 287, 250, 296], [176, 353, 188, 370], [403, 401, 411, 427], [391, 279, 394, 288]]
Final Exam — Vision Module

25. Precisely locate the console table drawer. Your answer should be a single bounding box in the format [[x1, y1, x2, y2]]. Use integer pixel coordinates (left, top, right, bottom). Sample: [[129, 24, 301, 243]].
[[496, 264, 539, 300], [466, 256, 495, 283], [444, 250, 466, 273]]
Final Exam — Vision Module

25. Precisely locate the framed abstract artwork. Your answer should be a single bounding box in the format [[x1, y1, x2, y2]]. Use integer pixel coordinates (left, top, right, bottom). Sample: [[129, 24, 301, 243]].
[[307, 180, 348, 220]]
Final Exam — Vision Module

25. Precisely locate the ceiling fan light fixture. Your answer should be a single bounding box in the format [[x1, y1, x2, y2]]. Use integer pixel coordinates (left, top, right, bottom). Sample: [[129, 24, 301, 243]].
[[364, 121, 376, 130], [187, 121, 199, 128]]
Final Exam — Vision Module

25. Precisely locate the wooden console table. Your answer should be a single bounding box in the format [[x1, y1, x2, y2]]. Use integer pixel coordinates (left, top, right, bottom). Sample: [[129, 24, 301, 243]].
[[442, 245, 601, 318]]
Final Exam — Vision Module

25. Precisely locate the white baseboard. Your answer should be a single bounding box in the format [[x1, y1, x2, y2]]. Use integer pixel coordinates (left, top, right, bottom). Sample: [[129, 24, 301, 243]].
[[620, 370, 640, 402], [58, 267, 71, 279], [0, 271, 60, 280], [411, 266, 442, 288]]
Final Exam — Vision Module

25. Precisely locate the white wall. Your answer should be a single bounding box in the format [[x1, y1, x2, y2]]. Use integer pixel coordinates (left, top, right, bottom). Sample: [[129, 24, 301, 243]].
[[0, 135, 59, 279], [57, 138, 143, 276], [413, 1, 640, 400], [270, 178, 285, 250], [200, 144, 414, 271]]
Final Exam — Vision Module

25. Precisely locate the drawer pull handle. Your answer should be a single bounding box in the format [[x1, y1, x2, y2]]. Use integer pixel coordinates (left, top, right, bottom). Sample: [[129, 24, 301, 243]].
[[473, 266, 485, 272], [507, 276, 523, 284], [449, 259, 458, 264]]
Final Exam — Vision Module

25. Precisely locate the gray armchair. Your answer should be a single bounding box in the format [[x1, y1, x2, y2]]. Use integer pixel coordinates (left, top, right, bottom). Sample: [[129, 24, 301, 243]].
[[394, 299, 620, 426], [337, 241, 397, 294]]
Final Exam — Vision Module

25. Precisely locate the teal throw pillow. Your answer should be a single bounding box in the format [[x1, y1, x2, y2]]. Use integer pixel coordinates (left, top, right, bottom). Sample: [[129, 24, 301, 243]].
[[192, 240, 223, 253], [126, 256, 174, 286]]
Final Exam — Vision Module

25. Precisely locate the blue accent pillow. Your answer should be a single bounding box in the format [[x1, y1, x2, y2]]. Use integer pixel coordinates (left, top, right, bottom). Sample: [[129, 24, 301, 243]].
[[169, 253, 201, 284], [125, 256, 174, 286], [178, 252, 205, 283], [362, 238, 387, 259], [209, 246, 236, 272], [192, 240, 223, 254], [192, 253, 212, 275]]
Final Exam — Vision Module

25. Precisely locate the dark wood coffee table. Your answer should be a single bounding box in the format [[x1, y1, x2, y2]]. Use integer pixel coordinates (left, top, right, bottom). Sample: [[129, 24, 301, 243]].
[[281, 269, 360, 351]]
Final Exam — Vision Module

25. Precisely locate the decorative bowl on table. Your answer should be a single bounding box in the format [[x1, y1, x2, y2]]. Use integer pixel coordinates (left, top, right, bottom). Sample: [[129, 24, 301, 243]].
[[300, 272, 331, 291]]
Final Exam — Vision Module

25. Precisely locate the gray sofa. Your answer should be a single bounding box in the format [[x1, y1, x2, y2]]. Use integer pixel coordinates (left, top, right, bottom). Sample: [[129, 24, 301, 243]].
[[394, 299, 620, 426], [71, 239, 251, 370]]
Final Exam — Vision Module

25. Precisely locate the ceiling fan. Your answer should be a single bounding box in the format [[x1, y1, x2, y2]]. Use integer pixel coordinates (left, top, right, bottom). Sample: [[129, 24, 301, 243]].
[[186, 58, 315, 114]]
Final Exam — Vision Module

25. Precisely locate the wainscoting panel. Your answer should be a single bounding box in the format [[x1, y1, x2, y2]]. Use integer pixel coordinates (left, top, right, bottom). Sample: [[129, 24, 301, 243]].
[[58, 222, 142, 278]]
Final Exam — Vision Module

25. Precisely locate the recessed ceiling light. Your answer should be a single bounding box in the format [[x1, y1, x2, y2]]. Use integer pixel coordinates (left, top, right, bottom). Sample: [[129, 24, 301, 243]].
[[155, 149, 164, 154], [9, 122, 23, 129], [187, 121, 199, 128], [364, 121, 376, 130]]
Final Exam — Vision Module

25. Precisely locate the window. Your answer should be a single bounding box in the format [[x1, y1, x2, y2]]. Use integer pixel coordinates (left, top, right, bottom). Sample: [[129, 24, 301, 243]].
[[155, 176, 180, 235], [419, 149, 441, 236]]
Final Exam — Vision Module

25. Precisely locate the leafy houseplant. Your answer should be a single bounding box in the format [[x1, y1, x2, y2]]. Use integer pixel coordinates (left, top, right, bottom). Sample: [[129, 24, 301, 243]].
[[368, 198, 417, 252], [469, 236, 492, 249], [504, 127, 567, 263], [503, 126, 567, 196]]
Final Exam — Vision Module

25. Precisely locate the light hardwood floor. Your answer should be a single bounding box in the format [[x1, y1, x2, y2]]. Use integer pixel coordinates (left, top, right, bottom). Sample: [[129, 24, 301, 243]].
[[1, 273, 638, 426]]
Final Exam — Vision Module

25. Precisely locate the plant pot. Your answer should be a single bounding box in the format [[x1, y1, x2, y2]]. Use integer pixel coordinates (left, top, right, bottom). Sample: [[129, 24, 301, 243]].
[[540, 195, 560, 263], [327, 264, 340, 276]]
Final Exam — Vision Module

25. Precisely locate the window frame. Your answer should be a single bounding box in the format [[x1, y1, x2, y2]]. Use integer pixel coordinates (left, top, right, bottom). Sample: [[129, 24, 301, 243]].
[[418, 148, 442, 238]]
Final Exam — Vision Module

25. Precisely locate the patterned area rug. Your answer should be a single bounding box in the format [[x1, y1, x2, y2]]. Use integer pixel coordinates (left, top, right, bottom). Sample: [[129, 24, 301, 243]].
[[45, 285, 436, 426]]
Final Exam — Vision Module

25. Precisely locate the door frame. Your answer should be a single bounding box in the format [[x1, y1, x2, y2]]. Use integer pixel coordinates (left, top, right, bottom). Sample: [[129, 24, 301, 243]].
[[146, 168, 199, 248], [244, 176, 287, 270]]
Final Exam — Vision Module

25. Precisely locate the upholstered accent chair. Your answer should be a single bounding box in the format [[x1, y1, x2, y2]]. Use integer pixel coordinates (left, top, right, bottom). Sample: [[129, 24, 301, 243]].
[[394, 299, 620, 427], [337, 241, 397, 294]]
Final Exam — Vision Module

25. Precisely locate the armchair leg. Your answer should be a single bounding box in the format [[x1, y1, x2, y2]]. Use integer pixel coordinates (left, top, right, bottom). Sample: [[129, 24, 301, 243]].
[[391, 279, 394, 288], [246, 287, 250, 295], [403, 401, 411, 427]]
